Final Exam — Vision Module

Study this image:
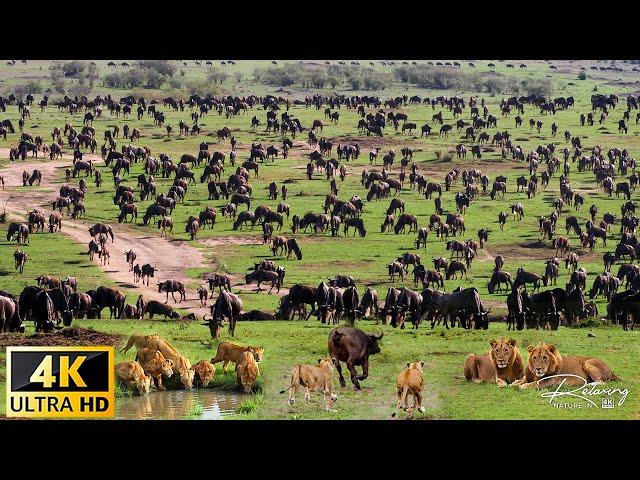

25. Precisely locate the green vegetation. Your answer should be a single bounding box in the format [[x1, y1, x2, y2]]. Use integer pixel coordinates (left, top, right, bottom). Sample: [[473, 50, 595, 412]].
[[0, 60, 639, 419]]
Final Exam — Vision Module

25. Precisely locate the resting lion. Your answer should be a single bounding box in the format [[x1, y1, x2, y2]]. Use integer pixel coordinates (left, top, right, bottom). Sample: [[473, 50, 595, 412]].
[[396, 361, 425, 412], [515, 342, 619, 389], [464, 337, 524, 387], [211, 342, 264, 372]]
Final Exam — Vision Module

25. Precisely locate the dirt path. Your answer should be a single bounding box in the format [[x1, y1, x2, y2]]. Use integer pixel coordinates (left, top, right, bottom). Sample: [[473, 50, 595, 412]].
[[0, 150, 214, 317]]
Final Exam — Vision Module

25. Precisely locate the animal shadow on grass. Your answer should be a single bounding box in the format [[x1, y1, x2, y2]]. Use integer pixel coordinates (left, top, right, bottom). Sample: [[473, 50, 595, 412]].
[[65, 260, 82, 264]]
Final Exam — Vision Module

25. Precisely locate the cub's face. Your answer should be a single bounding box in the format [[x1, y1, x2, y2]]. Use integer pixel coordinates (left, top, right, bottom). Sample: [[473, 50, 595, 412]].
[[490, 338, 516, 369], [136, 373, 152, 395], [407, 361, 424, 373], [318, 358, 335, 373], [195, 362, 216, 387], [161, 360, 174, 378], [527, 343, 557, 377], [250, 347, 264, 363], [180, 368, 195, 389]]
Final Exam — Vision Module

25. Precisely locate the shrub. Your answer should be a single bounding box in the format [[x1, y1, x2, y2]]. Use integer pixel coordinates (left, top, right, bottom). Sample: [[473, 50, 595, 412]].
[[137, 60, 176, 77], [578, 71, 587, 80], [25, 81, 43, 94], [207, 67, 228, 85], [63, 60, 86, 77]]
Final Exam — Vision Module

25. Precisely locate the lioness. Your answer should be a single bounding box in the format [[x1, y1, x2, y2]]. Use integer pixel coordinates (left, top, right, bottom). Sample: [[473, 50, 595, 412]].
[[515, 342, 619, 389], [193, 360, 216, 387], [464, 337, 524, 387], [211, 342, 264, 372], [236, 351, 260, 393], [135, 348, 174, 390], [121, 334, 194, 388], [396, 361, 425, 413], [280, 358, 338, 412], [115, 361, 152, 396]]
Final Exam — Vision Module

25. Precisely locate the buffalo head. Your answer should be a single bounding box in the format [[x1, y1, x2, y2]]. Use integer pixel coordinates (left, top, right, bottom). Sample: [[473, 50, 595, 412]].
[[366, 327, 384, 354]]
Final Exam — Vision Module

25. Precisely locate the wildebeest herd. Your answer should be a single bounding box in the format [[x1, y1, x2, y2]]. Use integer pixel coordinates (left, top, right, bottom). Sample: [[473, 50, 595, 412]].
[[0, 66, 635, 416]]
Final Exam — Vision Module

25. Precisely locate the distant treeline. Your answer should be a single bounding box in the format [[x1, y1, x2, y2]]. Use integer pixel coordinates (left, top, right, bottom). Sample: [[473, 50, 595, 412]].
[[393, 65, 554, 97], [253, 63, 390, 90], [252, 62, 553, 97]]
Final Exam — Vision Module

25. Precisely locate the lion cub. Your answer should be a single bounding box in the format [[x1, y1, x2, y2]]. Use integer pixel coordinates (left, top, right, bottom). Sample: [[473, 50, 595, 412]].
[[464, 338, 524, 387], [115, 361, 152, 396], [515, 342, 619, 389], [236, 351, 260, 393], [396, 361, 425, 413]]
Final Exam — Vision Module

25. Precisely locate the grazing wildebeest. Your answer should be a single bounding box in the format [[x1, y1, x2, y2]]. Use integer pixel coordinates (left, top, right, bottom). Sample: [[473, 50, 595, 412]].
[[514, 268, 542, 292], [144, 300, 181, 320], [394, 214, 418, 234], [488, 270, 513, 294], [48, 212, 62, 233], [203, 290, 243, 338], [445, 260, 467, 280], [6, 222, 29, 244], [328, 326, 383, 390], [92, 286, 126, 319]]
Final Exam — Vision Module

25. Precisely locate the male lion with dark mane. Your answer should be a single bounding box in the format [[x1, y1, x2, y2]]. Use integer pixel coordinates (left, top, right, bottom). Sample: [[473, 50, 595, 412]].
[[514, 342, 619, 389], [464, 337, 524, 387]]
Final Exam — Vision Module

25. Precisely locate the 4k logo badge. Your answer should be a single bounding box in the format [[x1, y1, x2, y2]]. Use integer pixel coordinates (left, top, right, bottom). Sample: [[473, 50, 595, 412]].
[[6, 346, 115, 418]]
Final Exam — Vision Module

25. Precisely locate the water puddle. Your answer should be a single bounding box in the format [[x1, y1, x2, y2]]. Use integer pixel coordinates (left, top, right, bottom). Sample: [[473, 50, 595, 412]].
[[115, 388, 249, 420]]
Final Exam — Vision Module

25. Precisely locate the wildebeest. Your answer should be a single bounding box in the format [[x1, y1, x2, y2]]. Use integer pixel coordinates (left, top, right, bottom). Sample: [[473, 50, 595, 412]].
[[203, 290, 243, 338], [158, 280, 186, 303], [7, 222, 29, 244], [327, 326, 383, 390], [89, 223, 114, 242], [245, 268, 282, 293]]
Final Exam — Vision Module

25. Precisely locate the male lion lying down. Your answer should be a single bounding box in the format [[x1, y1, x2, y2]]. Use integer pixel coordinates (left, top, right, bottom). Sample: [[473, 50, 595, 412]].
[[464, 337, 524, 387], [514, 342, 619, 389]]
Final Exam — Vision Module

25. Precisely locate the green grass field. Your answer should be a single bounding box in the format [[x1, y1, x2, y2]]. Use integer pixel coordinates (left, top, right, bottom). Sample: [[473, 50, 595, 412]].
[[1, 59, 639, 419]]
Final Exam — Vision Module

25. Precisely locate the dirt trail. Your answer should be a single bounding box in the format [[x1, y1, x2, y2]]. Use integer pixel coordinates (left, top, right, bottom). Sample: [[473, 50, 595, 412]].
[[0, 150, 213, 317]]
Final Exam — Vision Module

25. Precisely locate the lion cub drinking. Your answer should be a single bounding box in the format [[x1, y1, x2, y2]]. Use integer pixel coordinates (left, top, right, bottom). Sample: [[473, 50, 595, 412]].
[[514, 342, 619, 389], [396, 361, 425, 413], [464, 338, 524, 387]]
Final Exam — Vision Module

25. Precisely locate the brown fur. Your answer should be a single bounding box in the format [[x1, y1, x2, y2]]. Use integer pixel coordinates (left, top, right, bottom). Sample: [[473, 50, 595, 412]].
[[396, 361, 425, 412], [516, 342, 618, 389], [210, 342, 264, 372], [134, 348, 174, 390], [464, 337, 524, 387], [193, 360, 216, 387], [281, 358, 337, 411], [236, 351, 260, 393], [115, 361, 152, 395], [121, 334, 194, 388]]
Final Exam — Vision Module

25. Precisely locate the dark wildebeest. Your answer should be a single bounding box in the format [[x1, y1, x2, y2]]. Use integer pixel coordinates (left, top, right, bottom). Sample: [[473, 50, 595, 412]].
[[13, 249, 27, 273], [124, 250, 136, 271], [328, 326, 383, 390], [140, 264, 157, 286], [245, 269, 281, 293], [158, 280, 186, 303], [488, 270, 513, 294], [288, 283, 318, 320], [144, 300, 181, 320], [329, 275, 356, 288], [513, 268, 542, 292], [92, 286, 126, 319], [208, 273, 232, 294], [202, 290, 243, 338], [89, 223, 114, 242]]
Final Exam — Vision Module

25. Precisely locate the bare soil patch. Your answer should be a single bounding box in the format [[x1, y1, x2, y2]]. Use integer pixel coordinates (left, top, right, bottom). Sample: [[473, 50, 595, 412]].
[[0, 327, 121, 347]]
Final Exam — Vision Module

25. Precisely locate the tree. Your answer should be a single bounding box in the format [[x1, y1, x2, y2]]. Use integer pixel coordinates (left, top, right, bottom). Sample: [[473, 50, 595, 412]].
[[207, 67, 228, 85]]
